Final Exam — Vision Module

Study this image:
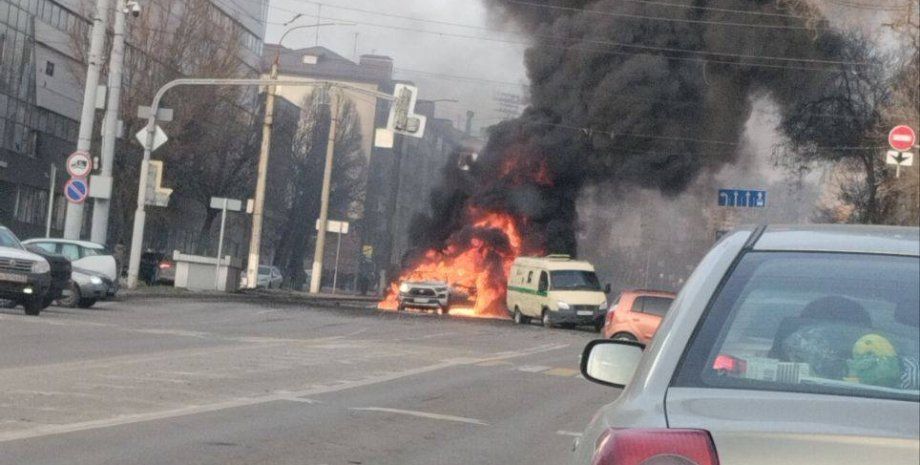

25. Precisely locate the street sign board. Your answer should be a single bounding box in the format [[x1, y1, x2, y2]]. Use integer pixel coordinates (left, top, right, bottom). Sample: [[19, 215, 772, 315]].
[[886, 150, 915, 167], [66, 151, 93, 178], [889, 125, 916, 152], [719, 189, 767, 208], [316, 219, 349, 234], [64, 178, 89, 204], [134, 125, 169, 152], [210, 197, 243, 212]]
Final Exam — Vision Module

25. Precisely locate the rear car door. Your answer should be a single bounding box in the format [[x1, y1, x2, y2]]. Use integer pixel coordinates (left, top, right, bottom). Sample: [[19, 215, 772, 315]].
[[631, 296, 663, 341], [667, 251, 919, 465]]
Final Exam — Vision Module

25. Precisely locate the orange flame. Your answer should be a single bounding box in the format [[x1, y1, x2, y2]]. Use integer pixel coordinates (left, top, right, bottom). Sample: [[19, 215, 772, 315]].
[[380, 208, 541, 318]]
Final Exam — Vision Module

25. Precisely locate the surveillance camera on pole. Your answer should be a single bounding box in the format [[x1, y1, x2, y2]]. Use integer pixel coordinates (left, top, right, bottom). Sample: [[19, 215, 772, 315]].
[[387, 84, 426, 138]]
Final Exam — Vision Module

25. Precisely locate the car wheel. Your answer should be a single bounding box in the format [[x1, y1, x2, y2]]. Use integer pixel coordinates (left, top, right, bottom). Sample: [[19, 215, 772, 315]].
[[612, 332, 637, 342], [513, 307, 530, 325], [22, 297, 43, 316], [436, 306, 447, 316], [542, 309, 554, 328], [77, 298, 97, 309], [59, 282, 80, 308]]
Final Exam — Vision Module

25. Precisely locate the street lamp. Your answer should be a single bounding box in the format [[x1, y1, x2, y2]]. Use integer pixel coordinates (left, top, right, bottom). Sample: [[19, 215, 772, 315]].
[[246, 22, 352, 290]]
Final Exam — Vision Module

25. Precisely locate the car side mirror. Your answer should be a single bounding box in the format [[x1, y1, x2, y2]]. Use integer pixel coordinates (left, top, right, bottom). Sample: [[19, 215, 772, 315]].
[[580, 339, 645, 388], [604, 283, 612, 294]]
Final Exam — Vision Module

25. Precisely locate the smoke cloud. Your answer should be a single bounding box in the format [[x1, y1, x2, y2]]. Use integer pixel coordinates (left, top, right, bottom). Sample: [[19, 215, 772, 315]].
[[391, 0, 851, 315]]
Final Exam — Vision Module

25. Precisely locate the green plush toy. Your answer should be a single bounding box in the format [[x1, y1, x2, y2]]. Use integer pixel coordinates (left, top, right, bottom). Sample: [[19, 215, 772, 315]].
[[847, 334, 901, 388]]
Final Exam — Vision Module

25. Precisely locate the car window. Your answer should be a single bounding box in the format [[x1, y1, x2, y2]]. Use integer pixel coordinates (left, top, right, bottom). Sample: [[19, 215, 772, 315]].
[[636, 296, 674, 317], [550, 270, 601, 291], [538, 271, 549, 293], [59, 244, 81, 261], [259, 266, 270, 275], [675, 252, 919, 402], [81, 246, 104, 257], [31, 242, 57, 253], [0, 228, 22, 249]]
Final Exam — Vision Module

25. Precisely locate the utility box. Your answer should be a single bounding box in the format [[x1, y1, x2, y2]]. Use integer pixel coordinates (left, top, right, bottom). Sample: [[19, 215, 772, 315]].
[[172, 251, 242, 292]]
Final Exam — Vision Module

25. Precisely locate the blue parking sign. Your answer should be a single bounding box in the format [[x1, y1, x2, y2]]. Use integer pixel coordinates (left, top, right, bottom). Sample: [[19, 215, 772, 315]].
[[719, 189, 767, 208], [65, 178, 89, 204]]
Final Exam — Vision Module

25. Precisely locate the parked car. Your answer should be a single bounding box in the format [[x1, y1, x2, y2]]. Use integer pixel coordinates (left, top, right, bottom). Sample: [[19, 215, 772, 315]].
[[574, 225, 919, 465], [397, 280, 451, 314], [0, 226, 52, 315], [257, 266, 283, 289], [22, 238, 118, 296], [602, 289, 676, 343], [58, 268, 110, 308], [24, 245, 72, 307], [506, 254, 610, 329]]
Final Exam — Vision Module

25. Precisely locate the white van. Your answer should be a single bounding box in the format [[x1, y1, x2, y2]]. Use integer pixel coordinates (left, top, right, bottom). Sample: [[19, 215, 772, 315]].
[[506, 255, 610, 330]]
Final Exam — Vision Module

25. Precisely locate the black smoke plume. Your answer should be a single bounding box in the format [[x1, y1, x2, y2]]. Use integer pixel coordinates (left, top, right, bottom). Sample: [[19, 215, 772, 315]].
[[396, 1, 849, 308]]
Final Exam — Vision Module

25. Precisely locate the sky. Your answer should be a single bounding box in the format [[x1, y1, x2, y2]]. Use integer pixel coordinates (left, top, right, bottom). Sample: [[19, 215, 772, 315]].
[[264, 0, 530, 136]]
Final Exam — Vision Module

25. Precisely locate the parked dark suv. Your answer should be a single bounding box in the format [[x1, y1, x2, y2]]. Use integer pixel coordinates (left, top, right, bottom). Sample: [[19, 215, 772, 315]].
[[0, 226, 52, 315]]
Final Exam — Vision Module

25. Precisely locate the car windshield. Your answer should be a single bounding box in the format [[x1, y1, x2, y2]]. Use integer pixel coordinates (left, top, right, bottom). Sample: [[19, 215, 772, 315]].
[[677, 252, 920, 402], [0, 228, 23, 249], [258, 266, 271, 275], [550, 270, 601, 291]]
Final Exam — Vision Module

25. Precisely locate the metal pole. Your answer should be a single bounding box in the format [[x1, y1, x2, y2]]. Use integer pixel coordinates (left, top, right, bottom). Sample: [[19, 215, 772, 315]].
[[63, 0, 112, 239], [332, 227, 342, 294], [215, 199, 228, 291], [124, 77, 393, 289], [245, 61, 279, 289], [45, 164, 56, 237], [91, 0, 127, 245], [310, 90, 339, 294]]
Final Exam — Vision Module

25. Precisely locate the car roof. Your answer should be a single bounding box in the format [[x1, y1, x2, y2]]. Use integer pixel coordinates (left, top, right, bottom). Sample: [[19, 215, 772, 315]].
[[753, 225, 919, 256], [513, 256, 596, 271], [619, 289, 677, 298], [23, 238, 106, 249]]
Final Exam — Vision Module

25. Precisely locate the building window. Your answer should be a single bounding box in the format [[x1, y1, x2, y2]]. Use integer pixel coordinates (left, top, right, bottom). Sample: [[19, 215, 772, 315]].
[[45, 60, 54, 76], [14, 184, 49, 226]]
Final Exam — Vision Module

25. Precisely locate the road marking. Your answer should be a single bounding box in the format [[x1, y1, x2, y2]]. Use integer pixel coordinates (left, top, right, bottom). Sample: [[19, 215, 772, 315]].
[[0, 342, 567, 443], [282, 398, 323, 404], [350, 407, 488, 426], [517, 365, 551, 373], [557, 430, 582, 437], [475, 360, 513, 367], [543, 368, 578, 377]]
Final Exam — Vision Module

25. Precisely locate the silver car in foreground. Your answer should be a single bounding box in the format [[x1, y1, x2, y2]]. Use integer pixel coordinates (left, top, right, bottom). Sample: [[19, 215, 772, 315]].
[[576, 225, 919, 465]]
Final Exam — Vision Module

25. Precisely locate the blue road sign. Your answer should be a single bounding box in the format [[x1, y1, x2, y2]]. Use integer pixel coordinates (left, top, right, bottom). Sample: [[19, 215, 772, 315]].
[[719, 189, 767, 208], [65, 178, 88, 204]]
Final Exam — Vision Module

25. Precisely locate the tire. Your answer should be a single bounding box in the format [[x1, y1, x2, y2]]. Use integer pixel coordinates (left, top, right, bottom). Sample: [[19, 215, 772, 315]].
[[611, 332, 637, 342], [436, 306, 448, 316], [513, 307, 530, 325], [542, 309, 554, 328], [77, 298, 97, 309], [22, 297, 43, 316], [59, 282, 80, 308]]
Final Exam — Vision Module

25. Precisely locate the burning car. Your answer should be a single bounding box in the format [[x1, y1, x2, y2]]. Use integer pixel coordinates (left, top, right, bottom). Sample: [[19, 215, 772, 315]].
[[397, 281, 451, 315]]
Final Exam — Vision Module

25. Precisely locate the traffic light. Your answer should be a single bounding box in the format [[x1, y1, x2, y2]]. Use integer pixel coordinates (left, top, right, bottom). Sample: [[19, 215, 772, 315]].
[[387, 84, 427, 138]]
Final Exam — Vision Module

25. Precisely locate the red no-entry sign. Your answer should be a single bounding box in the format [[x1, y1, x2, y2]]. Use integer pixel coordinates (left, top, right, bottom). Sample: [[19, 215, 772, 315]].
[[888, 125, 916, 152]]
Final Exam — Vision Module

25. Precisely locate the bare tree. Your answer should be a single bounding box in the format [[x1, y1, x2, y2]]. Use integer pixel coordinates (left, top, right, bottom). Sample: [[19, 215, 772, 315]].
[[70, 0, 259, 250], [777, 33, 893, 224], [272, 90, 367, 289]]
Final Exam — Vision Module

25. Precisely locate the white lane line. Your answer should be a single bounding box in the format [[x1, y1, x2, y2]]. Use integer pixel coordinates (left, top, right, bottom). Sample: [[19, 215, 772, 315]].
[[0, 342, 567, 443], [517, 365, 551, 373], [350, 407, 488, 426], [557, 430, 582, 437], [281, 398, 323, 405]]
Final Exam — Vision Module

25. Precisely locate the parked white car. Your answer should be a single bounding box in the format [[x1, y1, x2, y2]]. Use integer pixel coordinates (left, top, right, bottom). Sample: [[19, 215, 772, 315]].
[[23, 239, 118, 296]]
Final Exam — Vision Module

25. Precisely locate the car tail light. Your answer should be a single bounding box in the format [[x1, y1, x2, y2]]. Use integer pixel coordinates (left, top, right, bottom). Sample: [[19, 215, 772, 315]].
[[592, 429, 719, 465], [712, 354, 747, 375], [158, 262, 173, 270]]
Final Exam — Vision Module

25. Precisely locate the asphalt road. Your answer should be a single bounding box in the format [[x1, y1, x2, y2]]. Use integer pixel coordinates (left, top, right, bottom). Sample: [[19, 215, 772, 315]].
[[0, 298, 616, 464]]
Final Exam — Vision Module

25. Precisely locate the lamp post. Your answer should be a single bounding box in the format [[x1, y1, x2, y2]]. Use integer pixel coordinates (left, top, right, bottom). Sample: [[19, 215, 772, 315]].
[[245, 22, 351, 290]]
